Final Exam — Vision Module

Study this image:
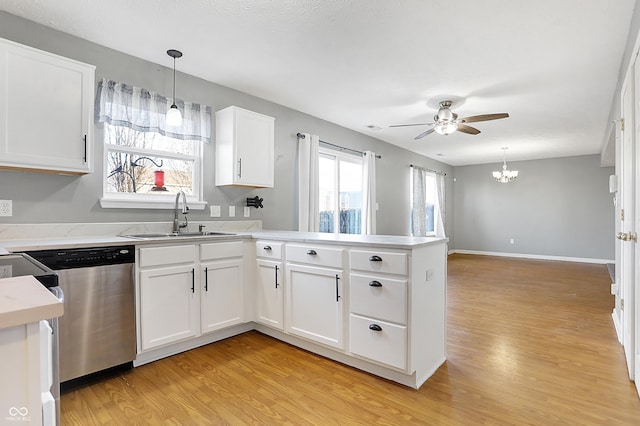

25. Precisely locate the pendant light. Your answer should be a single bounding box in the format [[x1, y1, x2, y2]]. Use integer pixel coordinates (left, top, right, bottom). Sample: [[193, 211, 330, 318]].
[[166, 49, 183, 127], [492, 147, 519, 183]]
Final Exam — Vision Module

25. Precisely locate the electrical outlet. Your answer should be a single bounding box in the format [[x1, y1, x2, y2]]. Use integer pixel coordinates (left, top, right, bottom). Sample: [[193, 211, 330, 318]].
[[0, 200, 12, 217], [210, 205, 221, 218], [510, 238, 515, 245], [228, 206, 236, 217]]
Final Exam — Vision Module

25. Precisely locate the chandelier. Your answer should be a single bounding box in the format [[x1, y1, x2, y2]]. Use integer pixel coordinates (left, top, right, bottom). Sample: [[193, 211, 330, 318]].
[[492, 147, 518, 183]]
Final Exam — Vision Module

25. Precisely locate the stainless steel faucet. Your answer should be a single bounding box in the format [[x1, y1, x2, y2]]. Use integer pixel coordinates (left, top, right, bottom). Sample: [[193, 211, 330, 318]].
[[172, 190, 189, 233]]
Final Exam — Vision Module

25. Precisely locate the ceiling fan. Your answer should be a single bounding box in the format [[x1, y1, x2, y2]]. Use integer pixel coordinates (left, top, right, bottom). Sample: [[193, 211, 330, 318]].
[[390, 100, 509, 139]]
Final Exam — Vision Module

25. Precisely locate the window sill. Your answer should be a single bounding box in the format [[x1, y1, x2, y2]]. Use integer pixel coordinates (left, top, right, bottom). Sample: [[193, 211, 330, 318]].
[[100, 197, 207, 210]]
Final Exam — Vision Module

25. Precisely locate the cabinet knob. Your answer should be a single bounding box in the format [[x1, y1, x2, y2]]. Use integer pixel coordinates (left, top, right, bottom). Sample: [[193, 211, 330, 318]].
[[368, 280, 383, 287], [369, 324, 383, 332], [369, 255, 382, 262], [263, 245, 272, 251], [306, 249, 317, 255]]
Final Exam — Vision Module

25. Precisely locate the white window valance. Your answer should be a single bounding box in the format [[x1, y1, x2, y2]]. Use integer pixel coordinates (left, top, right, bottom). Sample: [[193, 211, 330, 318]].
[[96, 78, 211, 143]]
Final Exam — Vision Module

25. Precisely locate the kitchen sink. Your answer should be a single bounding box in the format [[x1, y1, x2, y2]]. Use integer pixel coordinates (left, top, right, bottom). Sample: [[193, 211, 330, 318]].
[[123, 231, 236, 239]]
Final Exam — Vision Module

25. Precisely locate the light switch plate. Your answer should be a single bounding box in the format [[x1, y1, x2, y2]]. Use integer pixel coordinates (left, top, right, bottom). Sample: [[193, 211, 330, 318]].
[[229, 206, 236, 217], [244, 207, 250, 217], [210, 205, 221, 218]]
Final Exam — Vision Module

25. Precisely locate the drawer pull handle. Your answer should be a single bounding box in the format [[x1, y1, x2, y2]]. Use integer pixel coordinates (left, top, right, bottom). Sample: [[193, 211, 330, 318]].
[[264, 245, 272, 251], [369, 324, 383, 332], [204, 267, 208, 292], [191, 268, 195, 293], [369, 280, 383, 287], [369, 255, 382, 262], [307, 249, 317, 255], [275, 265, 279, 289]]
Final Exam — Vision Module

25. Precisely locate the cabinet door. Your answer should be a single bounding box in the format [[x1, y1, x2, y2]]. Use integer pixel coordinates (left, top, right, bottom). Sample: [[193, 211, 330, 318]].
[[139, 264, 198, 351], [215, 106, 274, 187], [201, 258, 244, 333], [234, 108, 274, 187], [286, 264, 344, 349], [256, 259, 283, 329], [0, 37, 95, 174]]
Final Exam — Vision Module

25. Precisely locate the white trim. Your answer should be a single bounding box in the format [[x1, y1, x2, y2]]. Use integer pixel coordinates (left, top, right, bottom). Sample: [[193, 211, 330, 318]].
[[100, 198, 207, 210], [613, 310, 623, 344], [450, 249, 613, 264]]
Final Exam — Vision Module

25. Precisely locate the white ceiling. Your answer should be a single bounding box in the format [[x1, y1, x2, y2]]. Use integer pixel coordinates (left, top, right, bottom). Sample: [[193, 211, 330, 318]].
[[0, 0, 635, 166]]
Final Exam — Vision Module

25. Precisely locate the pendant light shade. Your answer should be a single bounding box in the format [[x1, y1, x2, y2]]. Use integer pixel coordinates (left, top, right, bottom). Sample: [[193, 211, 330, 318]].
[[166, 49, 183, 127]]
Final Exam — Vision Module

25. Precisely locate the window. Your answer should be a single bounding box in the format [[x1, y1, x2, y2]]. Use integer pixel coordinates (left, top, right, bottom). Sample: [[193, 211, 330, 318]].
[[104, 123, 202, 199], [96, 78, 211, 209], [319, 148, 363, 234], [410, 167, 440, 236]]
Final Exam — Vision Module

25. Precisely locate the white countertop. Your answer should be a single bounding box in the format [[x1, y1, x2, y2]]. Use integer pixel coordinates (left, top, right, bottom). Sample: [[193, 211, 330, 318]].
[[0, 230, 447, 252], [0, 275, 63, 329]]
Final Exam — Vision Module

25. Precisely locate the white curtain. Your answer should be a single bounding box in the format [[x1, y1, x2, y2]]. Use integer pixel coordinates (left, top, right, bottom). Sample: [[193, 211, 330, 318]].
[[298, 133, 320, 231], [411, 165, 446, 238], [96, 78, 212, 143], [435, 172, 446, 238], [411, 166, 427, 237], [361, 151, 377, 235]]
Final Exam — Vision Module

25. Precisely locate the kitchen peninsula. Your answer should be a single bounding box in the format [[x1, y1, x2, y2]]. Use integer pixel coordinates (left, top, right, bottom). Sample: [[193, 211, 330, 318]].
[[0, 224, 447, 389]]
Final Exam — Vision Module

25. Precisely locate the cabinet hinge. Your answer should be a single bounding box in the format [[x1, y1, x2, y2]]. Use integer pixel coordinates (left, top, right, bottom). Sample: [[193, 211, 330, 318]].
[[621, 209, 625, 221], [621, 118, 625, 132], [621, 299, 624, 310]]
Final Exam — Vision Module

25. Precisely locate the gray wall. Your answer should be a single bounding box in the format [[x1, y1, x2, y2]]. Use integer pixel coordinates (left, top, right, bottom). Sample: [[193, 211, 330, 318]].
[[453, 155, 614, 260], [0, 11, 453, 237]]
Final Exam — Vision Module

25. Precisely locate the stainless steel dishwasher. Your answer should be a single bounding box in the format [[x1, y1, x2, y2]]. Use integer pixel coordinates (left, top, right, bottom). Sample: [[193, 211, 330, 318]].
[[26, 245, 136, 384]]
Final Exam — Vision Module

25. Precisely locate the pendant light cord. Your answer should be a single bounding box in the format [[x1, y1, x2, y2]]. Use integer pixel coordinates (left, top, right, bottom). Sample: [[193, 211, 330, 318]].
[[172, 55, 176, 105]]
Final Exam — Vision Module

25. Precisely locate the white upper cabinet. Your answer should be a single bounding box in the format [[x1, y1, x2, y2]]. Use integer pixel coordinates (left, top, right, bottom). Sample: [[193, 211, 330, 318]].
[[215, 106, 275, 187], [0, 37, 95, 175]]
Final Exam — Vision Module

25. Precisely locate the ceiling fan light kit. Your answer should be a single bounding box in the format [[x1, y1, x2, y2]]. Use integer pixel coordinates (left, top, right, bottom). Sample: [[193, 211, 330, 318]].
[[389, 100, 509, 139], [493, 147, 518, 183]]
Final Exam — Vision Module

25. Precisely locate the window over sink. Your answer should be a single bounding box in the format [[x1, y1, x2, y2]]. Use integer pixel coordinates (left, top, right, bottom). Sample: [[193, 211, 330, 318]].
[[96, 79, 211, 209]]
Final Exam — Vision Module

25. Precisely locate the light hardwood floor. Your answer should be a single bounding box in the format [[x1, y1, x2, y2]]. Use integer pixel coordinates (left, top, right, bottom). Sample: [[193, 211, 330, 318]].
[[61, 254, 640, 425]]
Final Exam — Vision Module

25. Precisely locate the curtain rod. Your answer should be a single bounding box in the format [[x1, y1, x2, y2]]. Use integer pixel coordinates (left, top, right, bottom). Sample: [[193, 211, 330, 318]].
[[410, 164, 446, 176], [297, 133, 381, 159]]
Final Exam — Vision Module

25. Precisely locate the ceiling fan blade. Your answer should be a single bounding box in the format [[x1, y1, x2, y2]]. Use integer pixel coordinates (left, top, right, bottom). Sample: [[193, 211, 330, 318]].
[[389, 123, 431, 128], [459, 113, 509, 123], [456, 124, 481, 135], [414, 128, 436, 139]]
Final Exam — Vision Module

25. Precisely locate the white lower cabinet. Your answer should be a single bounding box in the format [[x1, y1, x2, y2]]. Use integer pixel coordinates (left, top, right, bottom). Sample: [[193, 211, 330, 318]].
[[256, 259, 283, 329], [138, 245, 198, 351], [348, 249, 409, 370], [137, 241, 245, 353], [285, 244, 345, 350], [200, 242, 244, 334], [135, 237, 447, 389], [255, 241, 284, 330]]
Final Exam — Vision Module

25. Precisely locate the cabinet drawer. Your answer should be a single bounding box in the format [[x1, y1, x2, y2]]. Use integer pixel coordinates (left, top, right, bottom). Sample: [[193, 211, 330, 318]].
[[256, 241, 282, 260], [350, 274, 407, 324], [201, 241, 243, 260], [139, 245, 196, 267], [350, 250, 407, 275], [350, 314, 407, 370], [286, 244, 343, 268]]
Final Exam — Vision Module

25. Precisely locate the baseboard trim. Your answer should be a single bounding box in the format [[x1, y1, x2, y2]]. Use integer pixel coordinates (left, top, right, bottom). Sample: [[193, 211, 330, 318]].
[[612, 310, 623, 344], [450, 249, 613, 264]]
